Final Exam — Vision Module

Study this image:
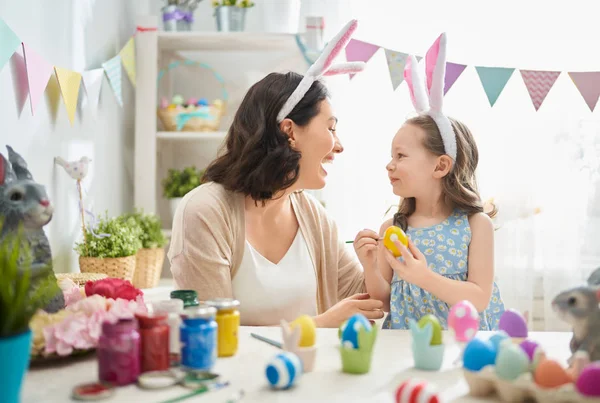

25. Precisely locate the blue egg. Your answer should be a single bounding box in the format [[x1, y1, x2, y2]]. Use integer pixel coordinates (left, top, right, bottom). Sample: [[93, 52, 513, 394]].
[[463, 337, 496, 372], [265, 352, 303, 390], [488, 330, 510, 353], [340, 313, 372, 349], [197, 98, 209, 106]]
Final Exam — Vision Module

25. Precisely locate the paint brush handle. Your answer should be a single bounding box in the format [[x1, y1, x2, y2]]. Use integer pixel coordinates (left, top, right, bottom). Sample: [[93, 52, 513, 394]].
[[345, 238, 383, 244], [250, 333, 282, 349]]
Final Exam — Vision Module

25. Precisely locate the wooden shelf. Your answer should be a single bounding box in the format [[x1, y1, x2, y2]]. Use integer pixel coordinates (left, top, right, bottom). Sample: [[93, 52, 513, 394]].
[[157, 131, 227, 140], [158, 32, 298, 51]]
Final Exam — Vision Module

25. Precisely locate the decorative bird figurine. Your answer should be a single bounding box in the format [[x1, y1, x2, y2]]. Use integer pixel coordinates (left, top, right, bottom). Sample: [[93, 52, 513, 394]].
[[54, 156, 91, 180]]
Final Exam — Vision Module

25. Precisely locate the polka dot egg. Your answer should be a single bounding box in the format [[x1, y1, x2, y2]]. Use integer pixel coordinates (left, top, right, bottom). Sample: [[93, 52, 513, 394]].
[[340, 313, 372, 349], [265, 352, 303, 390], [448, 300, 479, 342]]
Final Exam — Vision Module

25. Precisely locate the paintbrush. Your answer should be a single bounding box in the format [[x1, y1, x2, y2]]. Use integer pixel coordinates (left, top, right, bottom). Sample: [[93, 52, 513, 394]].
[[250, 333, 282, 349], [345, 238, 383, 244]]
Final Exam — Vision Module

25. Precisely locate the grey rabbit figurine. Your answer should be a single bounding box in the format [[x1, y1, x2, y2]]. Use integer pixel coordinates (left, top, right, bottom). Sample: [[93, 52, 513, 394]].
[[0, 145, 64, 313], [587, 267, 600, 287], [551, 284, 600, 363]]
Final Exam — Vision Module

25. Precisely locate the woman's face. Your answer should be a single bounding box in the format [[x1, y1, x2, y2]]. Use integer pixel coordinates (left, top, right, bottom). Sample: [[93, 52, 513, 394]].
[[292, 99, 343, 190]]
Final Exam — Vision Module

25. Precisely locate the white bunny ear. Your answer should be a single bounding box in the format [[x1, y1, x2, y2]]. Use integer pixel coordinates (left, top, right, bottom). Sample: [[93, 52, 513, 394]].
[[310, 19, 358, 76], [322, 61, 365, 76], [403, 55, 428, 113], [425, 33, 447, 113]]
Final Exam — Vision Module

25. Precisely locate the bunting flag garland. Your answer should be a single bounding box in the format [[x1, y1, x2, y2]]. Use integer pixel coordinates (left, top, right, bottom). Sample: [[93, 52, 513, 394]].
[[520, 70, 561, 111], [82, 69, 104, 117], [120, 37, 136, 87], [102, 54, 123, 107], [0, 19, 20, 72], [54, 67, 82, 125], [568, 72, 600, 112], [22, 43, 54, 114], [476, 67, 515, 106], [444, 62, 467, 95], [345, 39, 379, 79]]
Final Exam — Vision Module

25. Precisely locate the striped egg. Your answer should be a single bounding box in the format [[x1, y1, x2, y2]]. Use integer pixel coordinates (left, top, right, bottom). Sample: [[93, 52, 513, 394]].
[[265, 352, 303, 390], [395, 379, 440, 403]]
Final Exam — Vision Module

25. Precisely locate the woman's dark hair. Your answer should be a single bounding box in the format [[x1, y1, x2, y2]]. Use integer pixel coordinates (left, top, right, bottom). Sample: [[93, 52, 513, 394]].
[[202, 72, 329, 204]]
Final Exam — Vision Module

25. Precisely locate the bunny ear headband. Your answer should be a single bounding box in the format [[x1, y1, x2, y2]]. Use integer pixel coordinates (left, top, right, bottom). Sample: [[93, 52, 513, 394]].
[[404, 33, 456, 162], [276, 19, 366, 123]]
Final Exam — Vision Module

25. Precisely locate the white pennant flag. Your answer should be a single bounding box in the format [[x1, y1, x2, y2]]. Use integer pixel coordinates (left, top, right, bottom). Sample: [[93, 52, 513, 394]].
[[82, 68, 104, 117]]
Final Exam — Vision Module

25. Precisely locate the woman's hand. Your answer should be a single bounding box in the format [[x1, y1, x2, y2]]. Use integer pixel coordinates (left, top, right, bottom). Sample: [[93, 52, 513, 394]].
[[353, 229, 380, 271], [314, 293, 384, 328], [384, 238, 431, 287]]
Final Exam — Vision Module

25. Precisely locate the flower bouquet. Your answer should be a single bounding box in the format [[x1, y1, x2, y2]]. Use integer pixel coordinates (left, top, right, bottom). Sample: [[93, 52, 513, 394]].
[[30, 277, 147, 363]]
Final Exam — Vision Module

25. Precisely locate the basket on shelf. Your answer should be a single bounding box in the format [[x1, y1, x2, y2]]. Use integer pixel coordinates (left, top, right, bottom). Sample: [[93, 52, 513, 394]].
[[132, 247, 165, 289], [55, 272, 108, 286], [156, 59, 228, 132], [79, 256, 137, 282]]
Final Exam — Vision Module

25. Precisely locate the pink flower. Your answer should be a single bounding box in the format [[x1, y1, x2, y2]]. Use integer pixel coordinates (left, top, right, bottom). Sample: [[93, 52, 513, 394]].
[[85, 278, 143, 301], [67, 295, 108, 315]]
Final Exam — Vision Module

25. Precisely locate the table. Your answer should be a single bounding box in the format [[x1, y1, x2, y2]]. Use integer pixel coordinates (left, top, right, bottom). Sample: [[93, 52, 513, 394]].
[[22, 327, 572, 403]]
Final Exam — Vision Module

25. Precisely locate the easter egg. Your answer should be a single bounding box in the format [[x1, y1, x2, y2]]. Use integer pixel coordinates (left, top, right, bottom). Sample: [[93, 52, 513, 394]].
[[417, 315, 442, 345], [576, 362, 600, 397], [167, 104, 177, 110], [340, 313, 372, 349], [290, 315, 316, 347], [395, 379, 440, 403], [172, 94, 184, 105], [488, 331, 509, 353], [383, 226, 408, 258], [519, 339, 540, 361], [197, 98, 209, 106], [495, 340, 530, 381], [159, 97, 169, 109], [265, 352, 303, 390], [498, 309, 528, 338], [463, 338, 496, 372], [448, 300, 479, 342], [534, 358, 573, 388], [186, 97, 198, 105]]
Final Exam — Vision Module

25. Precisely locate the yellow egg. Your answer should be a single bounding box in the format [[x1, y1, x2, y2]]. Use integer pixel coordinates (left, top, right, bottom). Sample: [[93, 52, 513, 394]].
[[290, 315, 316, 347], [383, 226, 408, 257]]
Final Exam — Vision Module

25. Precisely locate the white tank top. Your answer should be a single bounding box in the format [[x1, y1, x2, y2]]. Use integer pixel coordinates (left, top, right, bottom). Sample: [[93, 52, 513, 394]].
[[232, 229, 318, 326]]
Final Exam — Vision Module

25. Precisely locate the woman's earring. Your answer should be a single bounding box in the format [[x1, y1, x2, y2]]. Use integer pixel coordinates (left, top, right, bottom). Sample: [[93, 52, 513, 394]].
[[288, 137, 296, 148]]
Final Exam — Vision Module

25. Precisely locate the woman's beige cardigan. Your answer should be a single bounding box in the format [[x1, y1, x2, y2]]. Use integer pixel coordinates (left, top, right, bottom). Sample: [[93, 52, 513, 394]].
[[168, 182, 366, 314]]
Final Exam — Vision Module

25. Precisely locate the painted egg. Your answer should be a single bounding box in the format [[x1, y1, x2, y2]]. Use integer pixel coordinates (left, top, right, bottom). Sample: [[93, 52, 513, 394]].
[[463, 337, 496, 372], [534, 358, 573, 388], [495, 340, 530, 381], [395, 379, 440, 403], [290, 315, 316, 347], [340, 313, 372, 349], [417, 315, 442, 345], [576, 362, 600, 397], [197, 97, 209, 106], [159, 97, 169, 109], [172, 94, 184, 105], [265, 352, 303, 390], [519, 339, 540, 361], [448, 300, 479, 342], [488, 330, 509, 353], [383, 226, 408, 257], [186, 97, 198, 105], [498, 309, 528, 338], [167, 104, 177, 110]]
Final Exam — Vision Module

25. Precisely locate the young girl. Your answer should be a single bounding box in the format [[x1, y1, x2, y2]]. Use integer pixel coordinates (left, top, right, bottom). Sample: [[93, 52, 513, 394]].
[[353, 33, 505, 330]]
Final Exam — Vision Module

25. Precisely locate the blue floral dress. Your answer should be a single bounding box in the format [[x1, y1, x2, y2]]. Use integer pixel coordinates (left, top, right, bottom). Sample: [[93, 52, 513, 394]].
[[383, 210, 505, 330]]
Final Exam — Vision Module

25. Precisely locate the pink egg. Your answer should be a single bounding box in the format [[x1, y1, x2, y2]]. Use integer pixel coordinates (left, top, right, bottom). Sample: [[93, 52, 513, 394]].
[[498, 309, 528, 338], [160, 97, 169, 109], [576, 362, 600, 397], [186, 97, 198, 105], [448, 300, 479, 342]]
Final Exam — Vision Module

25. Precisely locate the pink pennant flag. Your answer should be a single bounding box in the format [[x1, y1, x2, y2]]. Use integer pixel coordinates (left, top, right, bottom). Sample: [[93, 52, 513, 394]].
[[345, 39, 379, 78], [22, 43, 54, 114], [444, 62, 467, 95], [520, 70, 561, 111], [568, 72, 600, 112]]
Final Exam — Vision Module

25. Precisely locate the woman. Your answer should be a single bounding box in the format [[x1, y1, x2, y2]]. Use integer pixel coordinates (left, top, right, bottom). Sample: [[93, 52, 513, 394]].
[[168, 20, 384, 328]]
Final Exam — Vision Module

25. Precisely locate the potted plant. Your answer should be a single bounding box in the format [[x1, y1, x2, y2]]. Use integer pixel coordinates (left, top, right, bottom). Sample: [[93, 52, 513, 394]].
[[162, 166, 204, 220], [75, 213, 142, 282], [0, 228, 59, 403], [212, 0, 254, 32], [121, 210, 168, 289]]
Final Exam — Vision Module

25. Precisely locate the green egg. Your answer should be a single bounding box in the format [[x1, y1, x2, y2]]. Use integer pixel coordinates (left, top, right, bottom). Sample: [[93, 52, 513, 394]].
[[172, 94, 184, 105], [495, 342, 530, 381], [418, 314, 443, 345]]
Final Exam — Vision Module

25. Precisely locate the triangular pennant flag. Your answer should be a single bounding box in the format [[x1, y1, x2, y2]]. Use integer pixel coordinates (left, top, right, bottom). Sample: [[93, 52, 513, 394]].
[[102, 54, 123, 106], [82, 68, 104, 117], [444, 62, 467, 95], [384, 49, 409, 90], [520, 70, 561, 111], [475, 66, 515, 107], [22, 43, 54, 114], [0, 19, 21, 72], [568, 72, 600, 112], [119, 37, 135, 87], [345, 39, 380, 78], [54, 66, 82, 125]]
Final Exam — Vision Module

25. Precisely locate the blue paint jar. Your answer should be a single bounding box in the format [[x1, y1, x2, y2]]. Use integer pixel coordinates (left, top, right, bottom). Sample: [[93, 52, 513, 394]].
[[180, 305, 217, 372]]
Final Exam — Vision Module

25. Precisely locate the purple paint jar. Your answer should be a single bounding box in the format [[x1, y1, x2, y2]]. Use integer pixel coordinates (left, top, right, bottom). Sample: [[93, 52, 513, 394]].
[[98, 318, 141, 386]]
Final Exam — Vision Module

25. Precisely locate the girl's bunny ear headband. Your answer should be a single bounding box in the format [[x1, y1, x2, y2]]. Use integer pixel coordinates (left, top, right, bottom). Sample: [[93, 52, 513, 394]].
[[404, 32, 457, 162], [276, 19, 366, 123]]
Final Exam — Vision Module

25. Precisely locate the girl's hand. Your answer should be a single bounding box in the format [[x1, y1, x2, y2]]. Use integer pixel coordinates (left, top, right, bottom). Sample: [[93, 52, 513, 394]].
[[384, 238, 430, 287], [353, 229, 379, 271]]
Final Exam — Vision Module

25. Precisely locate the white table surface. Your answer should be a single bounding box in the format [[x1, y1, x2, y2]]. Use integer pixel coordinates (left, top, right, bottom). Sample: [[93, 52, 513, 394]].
[[22, 326, 572, 403]]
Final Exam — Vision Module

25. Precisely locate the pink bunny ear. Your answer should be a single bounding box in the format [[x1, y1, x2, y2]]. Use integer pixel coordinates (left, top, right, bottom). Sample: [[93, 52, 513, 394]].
[[310, 19, 358, 75], [322, 61, 365, 76], [425, 33, 447, 112], [403, 55, 428, 113]]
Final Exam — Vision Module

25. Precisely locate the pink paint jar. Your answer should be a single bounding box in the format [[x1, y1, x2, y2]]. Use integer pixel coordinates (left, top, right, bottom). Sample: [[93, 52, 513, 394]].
[[98, 318, 141, 386]]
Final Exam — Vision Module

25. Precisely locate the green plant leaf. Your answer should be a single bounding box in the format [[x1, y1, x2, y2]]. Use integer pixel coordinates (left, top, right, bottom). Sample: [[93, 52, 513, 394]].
[[161, 166, 204, 199], [74, 212, 143, 258]]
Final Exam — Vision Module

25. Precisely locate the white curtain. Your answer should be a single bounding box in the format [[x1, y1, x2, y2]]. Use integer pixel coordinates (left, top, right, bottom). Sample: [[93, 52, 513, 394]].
[[311, 0, 600, 330]]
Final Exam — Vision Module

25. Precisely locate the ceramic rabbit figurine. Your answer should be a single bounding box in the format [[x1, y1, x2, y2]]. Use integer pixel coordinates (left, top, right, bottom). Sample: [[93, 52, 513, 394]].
[[0, 146, 64, 313]]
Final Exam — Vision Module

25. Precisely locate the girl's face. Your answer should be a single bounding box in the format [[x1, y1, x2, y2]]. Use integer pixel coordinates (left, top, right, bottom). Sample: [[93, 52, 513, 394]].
[[292, 99, 343, 190], [386, 123, 440, 198]]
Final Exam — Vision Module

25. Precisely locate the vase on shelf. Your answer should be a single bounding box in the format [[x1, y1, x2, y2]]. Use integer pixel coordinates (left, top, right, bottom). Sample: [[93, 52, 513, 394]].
[[214, 5, 247, 32]]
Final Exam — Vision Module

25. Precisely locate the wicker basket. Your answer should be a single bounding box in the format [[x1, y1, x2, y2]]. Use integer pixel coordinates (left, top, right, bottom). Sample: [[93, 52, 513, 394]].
[[79, 255, 136, 282], [156, 59, 228, 132], [132, 247, 166, 289], [56, 272, 108, 286]]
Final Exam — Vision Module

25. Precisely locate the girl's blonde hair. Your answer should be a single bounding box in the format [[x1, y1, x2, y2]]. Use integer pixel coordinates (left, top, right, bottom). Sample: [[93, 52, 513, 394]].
[[393, 115, 497, 230]]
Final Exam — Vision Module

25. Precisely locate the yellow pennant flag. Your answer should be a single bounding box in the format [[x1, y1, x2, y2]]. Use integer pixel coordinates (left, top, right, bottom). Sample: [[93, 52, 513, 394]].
[[54, 66, 82, 125], [120, 37, 135, 87]]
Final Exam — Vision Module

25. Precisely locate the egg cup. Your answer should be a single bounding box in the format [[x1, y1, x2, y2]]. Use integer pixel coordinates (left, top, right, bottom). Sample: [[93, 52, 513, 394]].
[[280, 320, 317, 373], [339, 326, 378, 374], [409, 319, 445, 371]]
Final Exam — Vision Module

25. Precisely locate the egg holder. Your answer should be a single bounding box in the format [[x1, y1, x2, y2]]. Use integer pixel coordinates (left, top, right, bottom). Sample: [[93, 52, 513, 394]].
[[408, 318, 445, 371], [280, 319, 317, 373], [339, 326, 378, 374]]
